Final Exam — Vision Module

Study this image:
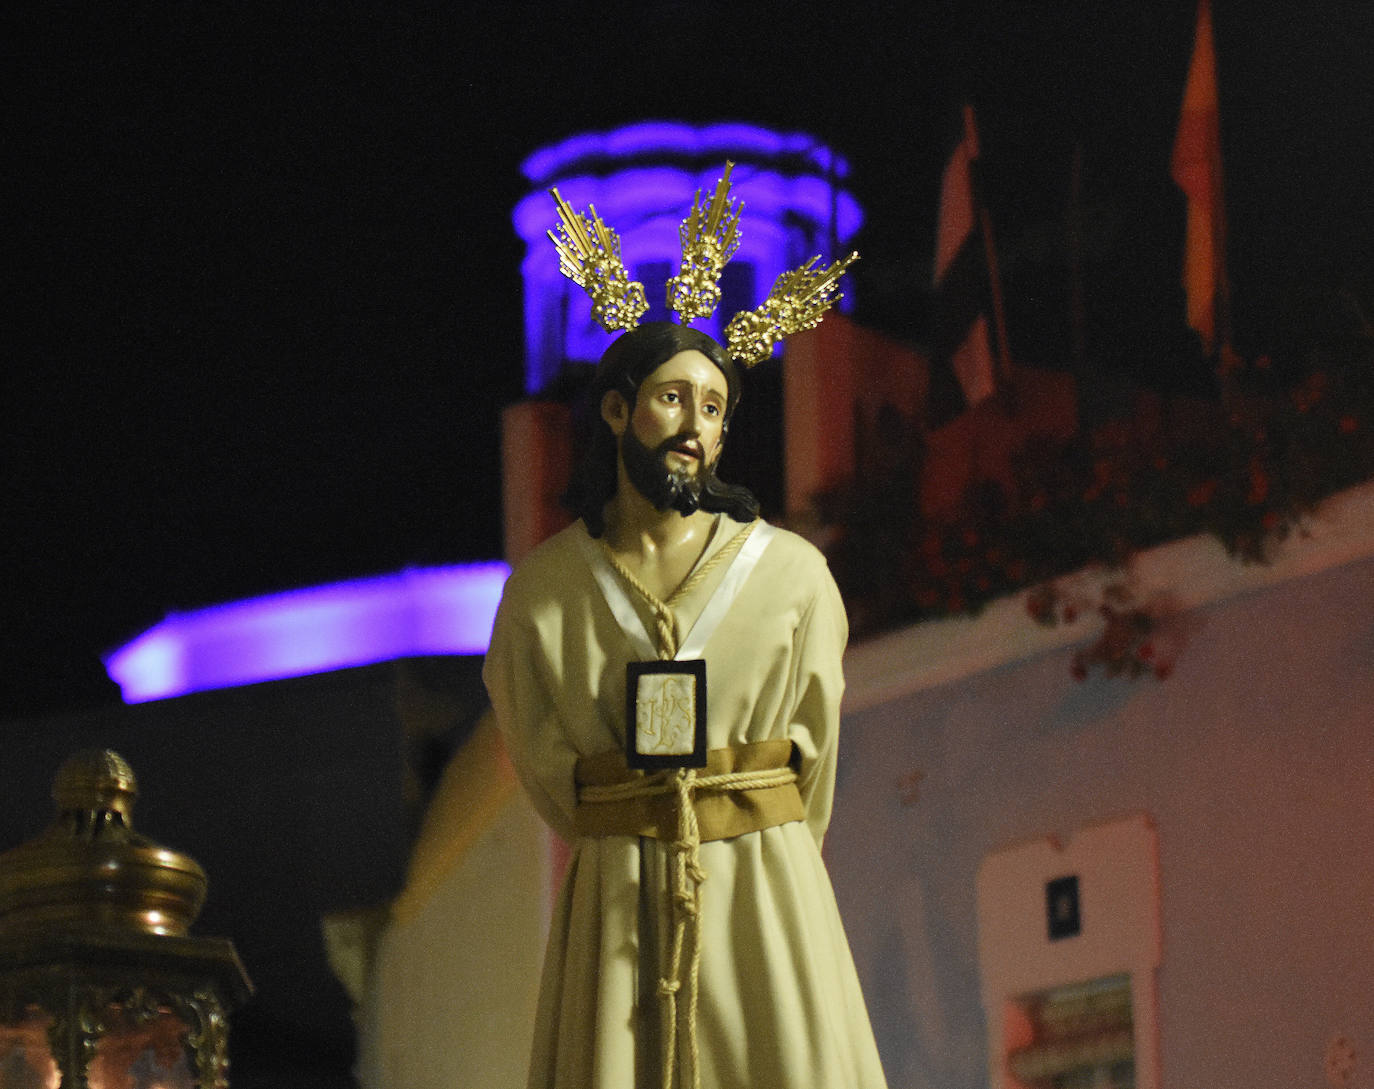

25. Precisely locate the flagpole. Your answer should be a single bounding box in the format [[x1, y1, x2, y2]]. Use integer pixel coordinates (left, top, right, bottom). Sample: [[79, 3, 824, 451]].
[[1069, 143, 1086, 373], [965, 107, 1014, 396], [979, 206, 1013, 387]]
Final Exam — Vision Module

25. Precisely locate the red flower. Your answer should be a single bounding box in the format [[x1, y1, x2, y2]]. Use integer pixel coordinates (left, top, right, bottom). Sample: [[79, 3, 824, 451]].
[[1291, 371, 1329, 414], [1070, 658, 1088, 682], [1246, 461, 1269, 505], [1339, 416, 1359, 434], [1261, 510, 1281, 531], [1187, 479, 1218, 507], [1137, 641, 1155, 661]]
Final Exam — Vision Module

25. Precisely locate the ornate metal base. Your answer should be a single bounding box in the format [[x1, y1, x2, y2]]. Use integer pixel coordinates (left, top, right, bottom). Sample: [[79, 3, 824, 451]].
[[0, 932, 250, 1089]]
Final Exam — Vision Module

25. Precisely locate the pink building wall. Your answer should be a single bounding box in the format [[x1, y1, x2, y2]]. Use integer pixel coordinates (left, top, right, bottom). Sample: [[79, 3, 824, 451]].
[[826, 485, 1374, 1089]]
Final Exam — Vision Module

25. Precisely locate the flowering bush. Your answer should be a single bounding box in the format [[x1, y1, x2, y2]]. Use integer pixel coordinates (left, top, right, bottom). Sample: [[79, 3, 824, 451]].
[[816, 295, 1374, 679]]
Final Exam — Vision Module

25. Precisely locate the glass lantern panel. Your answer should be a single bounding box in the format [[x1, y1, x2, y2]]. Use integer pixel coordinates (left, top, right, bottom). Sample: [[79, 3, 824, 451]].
[[88, 1007, 194, 1089], [0, 1014, 59, 1089]]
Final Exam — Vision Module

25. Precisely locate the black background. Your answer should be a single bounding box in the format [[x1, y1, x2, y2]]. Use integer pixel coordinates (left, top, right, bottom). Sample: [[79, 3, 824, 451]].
[[6, 0, 1372, 719]]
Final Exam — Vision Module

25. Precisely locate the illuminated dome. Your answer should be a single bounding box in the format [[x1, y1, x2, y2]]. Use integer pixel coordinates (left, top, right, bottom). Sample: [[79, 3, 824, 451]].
[[514, 121, 864, 394]]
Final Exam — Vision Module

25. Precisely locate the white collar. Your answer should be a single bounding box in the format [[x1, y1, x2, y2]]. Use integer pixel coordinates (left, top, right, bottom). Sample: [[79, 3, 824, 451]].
[[580, 520, 776, 660]]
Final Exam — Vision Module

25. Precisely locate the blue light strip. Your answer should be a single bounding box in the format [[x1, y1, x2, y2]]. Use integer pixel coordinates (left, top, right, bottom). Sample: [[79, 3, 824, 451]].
[[512, 167, 863, 258], [521, 121, 851, 184], [103, 562, 510, 703], [515, 122, 864, 394]]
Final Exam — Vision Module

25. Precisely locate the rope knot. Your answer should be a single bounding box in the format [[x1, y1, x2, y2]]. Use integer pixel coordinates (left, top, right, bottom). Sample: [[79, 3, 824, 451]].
[[657, 977, 681, 998]]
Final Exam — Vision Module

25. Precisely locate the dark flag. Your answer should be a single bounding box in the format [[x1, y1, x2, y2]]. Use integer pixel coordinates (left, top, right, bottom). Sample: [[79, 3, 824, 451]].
[[929, 104, 1008, 426]]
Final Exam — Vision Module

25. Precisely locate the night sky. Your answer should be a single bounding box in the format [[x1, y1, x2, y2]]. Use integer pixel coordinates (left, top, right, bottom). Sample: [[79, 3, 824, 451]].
[[7, 1, 1372, 719]]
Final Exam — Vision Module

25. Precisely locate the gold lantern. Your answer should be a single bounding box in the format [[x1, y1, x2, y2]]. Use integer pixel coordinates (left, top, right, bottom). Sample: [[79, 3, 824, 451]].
[[0, 750, 251, 1089]]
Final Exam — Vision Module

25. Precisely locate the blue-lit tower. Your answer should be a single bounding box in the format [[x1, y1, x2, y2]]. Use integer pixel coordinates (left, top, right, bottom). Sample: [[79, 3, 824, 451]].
[[513, 122, 863, 396]]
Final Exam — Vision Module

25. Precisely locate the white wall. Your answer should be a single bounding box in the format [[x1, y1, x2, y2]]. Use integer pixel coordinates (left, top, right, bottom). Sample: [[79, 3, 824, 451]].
[[826, 486, 1374, 1089]]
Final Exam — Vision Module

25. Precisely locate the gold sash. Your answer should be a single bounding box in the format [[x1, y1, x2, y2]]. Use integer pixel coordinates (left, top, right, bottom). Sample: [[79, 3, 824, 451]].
[[574, 739, 803, 842]]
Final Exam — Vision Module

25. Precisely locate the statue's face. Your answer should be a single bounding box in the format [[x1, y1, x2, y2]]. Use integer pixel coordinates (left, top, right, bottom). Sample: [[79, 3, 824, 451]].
[[626, 350, 728, 475], [602, 349, 730, 514]]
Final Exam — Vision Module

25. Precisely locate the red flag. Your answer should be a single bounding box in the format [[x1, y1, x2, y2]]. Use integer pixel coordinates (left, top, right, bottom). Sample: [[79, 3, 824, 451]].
[[932, 105, 999, 413], [1171, 0, 1227, 353], [934, 106, 981, 285]]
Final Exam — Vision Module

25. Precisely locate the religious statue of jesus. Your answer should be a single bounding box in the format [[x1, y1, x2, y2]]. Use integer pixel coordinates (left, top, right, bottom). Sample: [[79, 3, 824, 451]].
[[483, 170, 887, 1089]]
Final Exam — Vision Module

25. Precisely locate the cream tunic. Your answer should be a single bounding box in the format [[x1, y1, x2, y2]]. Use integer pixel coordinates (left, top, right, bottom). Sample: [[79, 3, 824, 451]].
[[483, 516, 888, 1089]]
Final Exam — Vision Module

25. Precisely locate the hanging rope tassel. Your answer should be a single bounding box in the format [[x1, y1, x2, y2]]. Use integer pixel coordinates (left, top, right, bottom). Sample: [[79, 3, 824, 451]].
[[597, 522, 757, 1089], [577, 759, 799, 1089], [658, 767, 705, 1089]]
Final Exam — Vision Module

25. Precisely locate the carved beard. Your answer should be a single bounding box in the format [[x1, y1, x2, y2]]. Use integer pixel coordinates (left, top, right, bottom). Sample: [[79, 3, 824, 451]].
[[620, 429, 705, 516]]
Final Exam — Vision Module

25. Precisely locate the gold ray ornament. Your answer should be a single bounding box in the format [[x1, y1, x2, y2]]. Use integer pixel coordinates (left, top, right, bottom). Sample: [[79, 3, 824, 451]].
[[667, 162, 743, 324], [547, 167, 857, 363], [547, 188, 649, 332], [724, 252, 860, 367]]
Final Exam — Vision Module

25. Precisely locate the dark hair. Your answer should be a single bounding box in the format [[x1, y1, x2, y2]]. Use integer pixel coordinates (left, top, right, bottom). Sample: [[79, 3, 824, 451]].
[[562, 323, 759, 536]]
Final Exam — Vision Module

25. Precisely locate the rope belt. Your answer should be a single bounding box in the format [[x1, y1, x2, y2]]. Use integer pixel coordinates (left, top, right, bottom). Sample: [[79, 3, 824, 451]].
[[574, 740, 803, 1089]]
